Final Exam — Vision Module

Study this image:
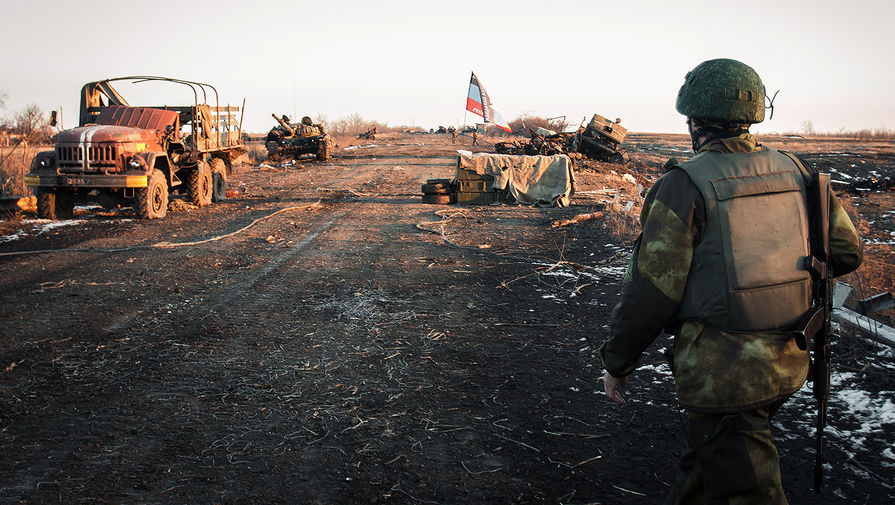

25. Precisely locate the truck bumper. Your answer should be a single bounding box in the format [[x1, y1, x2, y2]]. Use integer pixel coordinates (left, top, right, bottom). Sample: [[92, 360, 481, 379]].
[[24, 174, 148, 189]]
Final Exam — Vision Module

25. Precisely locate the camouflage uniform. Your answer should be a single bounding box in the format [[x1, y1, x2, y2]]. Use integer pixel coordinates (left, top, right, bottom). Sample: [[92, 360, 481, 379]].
[[598, 133, 862, 504], [472, 131, 478, 146]]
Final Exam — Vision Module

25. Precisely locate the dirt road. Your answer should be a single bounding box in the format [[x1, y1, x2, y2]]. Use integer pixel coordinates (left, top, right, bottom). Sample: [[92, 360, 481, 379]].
[[1, 133, 893, 504]]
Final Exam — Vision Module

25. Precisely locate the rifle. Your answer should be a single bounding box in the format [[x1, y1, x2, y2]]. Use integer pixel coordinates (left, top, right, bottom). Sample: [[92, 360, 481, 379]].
[[793, 171, 833, 494]]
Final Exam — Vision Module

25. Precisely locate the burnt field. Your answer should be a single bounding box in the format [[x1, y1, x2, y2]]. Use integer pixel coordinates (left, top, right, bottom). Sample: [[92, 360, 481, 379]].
[[0, 132, 893, 504]]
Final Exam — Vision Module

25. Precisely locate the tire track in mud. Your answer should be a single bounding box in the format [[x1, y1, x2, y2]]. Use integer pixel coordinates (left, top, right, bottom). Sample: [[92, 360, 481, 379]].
[[103, 209, 349, 336], [103, 157, 449, 339], [174, 209, 351, 336]]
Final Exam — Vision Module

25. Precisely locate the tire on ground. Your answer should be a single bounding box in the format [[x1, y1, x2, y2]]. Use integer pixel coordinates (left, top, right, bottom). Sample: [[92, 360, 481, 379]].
[[135, 169, 168, 219], [209, 157, 227, 202], [421, 194, 452, 205], [187, 161, 213, 207]]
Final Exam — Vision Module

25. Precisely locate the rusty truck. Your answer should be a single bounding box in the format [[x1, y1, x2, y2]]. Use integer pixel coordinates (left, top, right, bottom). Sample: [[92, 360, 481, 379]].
[[26, 76, 245, 219]]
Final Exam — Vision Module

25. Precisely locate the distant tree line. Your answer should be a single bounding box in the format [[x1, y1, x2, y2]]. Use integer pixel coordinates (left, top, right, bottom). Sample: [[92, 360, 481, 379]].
[[506, 113, 570, 137], [778, 119, 895, 140], [0, 91, 55, 146]]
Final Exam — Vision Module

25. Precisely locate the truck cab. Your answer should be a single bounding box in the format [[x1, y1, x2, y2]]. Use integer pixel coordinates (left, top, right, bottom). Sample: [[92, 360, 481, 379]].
[[26, 76, 245, 219]]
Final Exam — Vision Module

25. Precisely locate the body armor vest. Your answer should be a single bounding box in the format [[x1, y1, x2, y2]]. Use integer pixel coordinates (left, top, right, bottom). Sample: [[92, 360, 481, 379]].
[[674, 148, 812, 331]]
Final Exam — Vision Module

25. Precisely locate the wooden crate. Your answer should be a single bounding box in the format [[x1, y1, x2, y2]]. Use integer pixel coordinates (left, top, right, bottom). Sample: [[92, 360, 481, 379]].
[[457, 179, 491, 193], [455, 191, 499, 205]]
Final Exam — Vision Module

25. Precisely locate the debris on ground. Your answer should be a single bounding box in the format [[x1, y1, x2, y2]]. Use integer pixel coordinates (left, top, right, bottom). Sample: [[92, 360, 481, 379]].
[[0, 196, 36, 216], [550, 212, 604, 228], [495, 113, 629, 164], [357, 126, 377, 140]]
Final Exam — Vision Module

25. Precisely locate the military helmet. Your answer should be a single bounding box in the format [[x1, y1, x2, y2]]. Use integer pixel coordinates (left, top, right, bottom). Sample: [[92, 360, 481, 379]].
[[676, 59, 766, 123]]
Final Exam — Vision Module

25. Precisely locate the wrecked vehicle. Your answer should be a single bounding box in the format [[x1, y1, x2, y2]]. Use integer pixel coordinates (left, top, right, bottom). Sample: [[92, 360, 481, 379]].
[[265, 115, 332, 162], [577, 114, 629, 164], [495, 129, 578, 157], [357, 126, 377, 140], [494, 113, 629, 164], [26, 76, 245, 219]]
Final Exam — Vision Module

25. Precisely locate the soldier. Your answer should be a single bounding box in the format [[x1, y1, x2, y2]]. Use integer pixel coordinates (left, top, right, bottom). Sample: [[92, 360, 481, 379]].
[[452, 129, 458, 144], [597, 58, 862, 504], [472, 130, 479, 146]]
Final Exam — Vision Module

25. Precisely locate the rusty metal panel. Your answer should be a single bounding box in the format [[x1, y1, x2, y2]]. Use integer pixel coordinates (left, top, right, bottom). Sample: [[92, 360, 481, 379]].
[[95, 106, 178, 131]]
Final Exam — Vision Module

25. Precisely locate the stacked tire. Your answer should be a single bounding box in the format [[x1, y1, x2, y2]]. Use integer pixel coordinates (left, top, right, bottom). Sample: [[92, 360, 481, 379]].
[[421, 178, 456, 205]]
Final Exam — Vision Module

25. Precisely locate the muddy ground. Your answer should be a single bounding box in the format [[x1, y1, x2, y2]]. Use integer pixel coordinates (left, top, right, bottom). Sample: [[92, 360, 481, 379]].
[[1, 132, 893, 504]]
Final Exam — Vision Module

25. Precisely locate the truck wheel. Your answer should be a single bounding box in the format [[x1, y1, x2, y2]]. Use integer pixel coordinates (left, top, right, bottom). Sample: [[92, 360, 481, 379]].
[[209, 158, 227, 202], [135, 169, 168, 219], [187, 161, 213, 207], [37, 189, 57, 219]]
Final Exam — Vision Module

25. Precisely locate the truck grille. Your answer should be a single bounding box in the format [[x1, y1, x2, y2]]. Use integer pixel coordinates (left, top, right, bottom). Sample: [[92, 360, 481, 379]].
[[57, 145, 119, 171]]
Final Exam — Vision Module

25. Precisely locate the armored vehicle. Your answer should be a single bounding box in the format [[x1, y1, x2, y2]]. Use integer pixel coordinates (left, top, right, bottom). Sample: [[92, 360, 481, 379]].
[[576, 114, 629, 164], [265, 114, 332, 162], [26, 76, 244, 219]]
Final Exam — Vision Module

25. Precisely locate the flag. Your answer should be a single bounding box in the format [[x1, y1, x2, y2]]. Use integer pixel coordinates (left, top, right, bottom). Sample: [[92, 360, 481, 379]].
[[466, 72, 512, 133]]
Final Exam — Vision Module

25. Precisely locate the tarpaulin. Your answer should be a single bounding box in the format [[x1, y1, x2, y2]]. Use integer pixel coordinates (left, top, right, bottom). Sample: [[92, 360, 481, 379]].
[[457, 151, 575, 207]]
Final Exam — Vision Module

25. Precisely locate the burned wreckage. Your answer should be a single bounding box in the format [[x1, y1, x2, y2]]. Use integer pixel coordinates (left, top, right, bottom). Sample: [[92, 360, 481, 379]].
[[495, 114, 629, 164], [265, 114, 332, 162], [26, 76, 245, 219]]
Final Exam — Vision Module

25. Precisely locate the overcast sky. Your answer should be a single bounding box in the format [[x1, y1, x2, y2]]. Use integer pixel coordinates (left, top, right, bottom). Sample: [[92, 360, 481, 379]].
[[1, 0, 892, 135]]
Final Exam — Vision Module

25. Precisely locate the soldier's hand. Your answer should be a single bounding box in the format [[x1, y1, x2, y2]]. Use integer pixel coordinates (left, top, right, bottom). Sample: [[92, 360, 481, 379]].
[[602, 371, 627, 406]]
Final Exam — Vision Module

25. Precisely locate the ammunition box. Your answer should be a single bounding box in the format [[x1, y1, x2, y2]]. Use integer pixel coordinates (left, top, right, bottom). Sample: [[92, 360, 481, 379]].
[[455, 191, 499, 205], [457, 168, 495, 182], [458, 179, 491, 193]]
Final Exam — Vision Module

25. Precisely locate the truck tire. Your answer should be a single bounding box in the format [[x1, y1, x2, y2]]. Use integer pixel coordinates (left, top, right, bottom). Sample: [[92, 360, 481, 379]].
[[38, 189, 75, 219], [187, 161, 213, 207], [209, 158, 227, 202], [36, 189, 56, 219], [135, 169, 168, 219]]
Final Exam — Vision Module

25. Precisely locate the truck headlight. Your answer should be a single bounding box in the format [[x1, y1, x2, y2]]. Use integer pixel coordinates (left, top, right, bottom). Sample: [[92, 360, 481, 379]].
[[129, 155, 146, 169]]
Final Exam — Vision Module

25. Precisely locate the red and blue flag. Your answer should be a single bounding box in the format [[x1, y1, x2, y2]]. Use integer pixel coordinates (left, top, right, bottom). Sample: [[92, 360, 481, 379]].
[[466, 72, 511, 133]]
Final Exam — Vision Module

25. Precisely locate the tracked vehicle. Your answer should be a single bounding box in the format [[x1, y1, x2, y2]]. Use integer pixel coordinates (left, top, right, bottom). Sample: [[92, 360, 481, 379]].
[[26, 76, 245, 219], [265, 114, 331, 162]]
